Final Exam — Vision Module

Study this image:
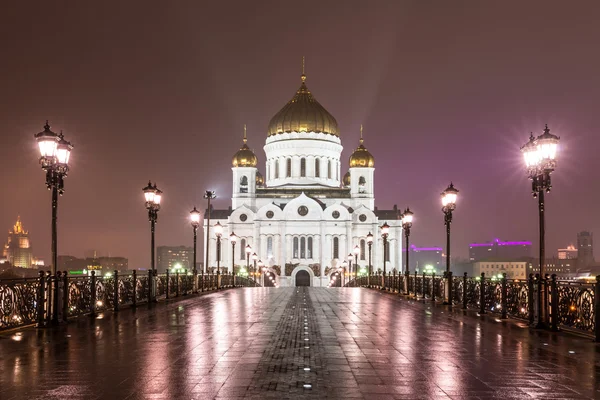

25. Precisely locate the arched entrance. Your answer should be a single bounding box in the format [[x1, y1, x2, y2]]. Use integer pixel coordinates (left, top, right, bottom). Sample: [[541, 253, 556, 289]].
[[296, 270, 311, 286]]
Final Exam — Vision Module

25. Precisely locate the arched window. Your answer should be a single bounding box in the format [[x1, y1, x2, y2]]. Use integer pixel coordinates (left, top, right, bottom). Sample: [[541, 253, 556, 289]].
[[240, 238, 246, 260], [267, 237, 273, 258], [300, 237, 306, 259], [333, 237, 339, 259], [307, 237, 313, 258], [315, 159, 320, 177], [293, 237, 299, 258], [300, 158, 306, 177], [286, 158, 292, 178], [240, 176, 248, 193], [275, 160, 279, 179], [360, 239, 366, 260], [328, 160, 332, 179], [358, 176, 366, 193]]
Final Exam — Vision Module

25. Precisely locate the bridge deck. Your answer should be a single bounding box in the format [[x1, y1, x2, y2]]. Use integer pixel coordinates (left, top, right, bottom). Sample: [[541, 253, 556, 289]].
[[1, 287, 597, 399]]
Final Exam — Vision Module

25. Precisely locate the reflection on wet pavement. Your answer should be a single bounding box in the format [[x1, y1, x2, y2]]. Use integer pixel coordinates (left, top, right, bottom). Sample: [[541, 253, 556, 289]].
[[1, 287, 598, 399]]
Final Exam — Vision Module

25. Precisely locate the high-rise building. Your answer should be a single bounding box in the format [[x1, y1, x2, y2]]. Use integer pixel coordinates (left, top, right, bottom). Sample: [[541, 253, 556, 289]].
[[469, 238, 531, 262], [3, 217, 34, 269], [410, 245, 444, 272], [157, 246, 194, 272], [558, 245, 578, 260], [577, 231, 594, 268]]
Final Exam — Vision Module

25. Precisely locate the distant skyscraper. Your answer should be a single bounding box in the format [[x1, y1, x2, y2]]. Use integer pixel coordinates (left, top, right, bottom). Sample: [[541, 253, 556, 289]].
[[157, 246, 194, 272], [577, 231, 594, 268], [3, 217, 34, 268], [558, 245, 578, 260], [469, 238, 531, 262]]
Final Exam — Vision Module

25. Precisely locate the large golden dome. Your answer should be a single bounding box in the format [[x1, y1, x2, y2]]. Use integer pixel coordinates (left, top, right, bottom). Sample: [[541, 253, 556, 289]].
[[267, 74, 339, 136], [349, 127, 375, 168], [232, 126, 258, 167]]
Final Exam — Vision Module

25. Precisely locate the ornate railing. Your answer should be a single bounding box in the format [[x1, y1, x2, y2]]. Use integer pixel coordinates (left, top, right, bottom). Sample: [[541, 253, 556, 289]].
[[346, 272, 600, 340], [1, 270, 252, 331]]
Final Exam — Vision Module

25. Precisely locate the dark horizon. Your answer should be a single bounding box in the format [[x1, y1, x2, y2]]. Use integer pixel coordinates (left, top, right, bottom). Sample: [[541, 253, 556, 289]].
[[1, 1, 599, 269]]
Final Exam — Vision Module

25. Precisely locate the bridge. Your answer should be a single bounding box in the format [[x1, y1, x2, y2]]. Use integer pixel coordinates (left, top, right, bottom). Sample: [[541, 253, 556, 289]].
[[1, 273, 599, 399]]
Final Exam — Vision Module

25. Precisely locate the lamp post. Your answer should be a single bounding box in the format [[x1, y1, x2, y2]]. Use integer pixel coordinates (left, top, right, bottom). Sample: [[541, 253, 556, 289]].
[[353, 245, 360, 281], [230, 232, 237, 283], [441, 183, 458, 305], [245, 244, 252, 279], [258, 259, 264, 286], [203, 191, 216, 275], [380, 222, 390, 290], [35, 121, 73, 323], [347, 253, 353, 285], [366, 232, 373, 287], [521, 125, 559, 329], [401, 208, 413, 294], [143, 181, 162, 302], [341, 262, 348, 287], [214, 221, 223, 289], [252, 253, 258, 284], [190, 207, 201, 293]]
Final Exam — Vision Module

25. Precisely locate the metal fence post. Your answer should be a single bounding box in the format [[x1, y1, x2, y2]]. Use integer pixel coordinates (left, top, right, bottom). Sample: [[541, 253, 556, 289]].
[[148, 270, 153, 303], [90, 271, 97, 317], [432, 273, 436, 302], [595, 275, 600, 342], [422, 272, 426, 299], [132, 270, 137, 307], [62, 271, 69, 322], [501, 273, 507, 319], [527, 274, 534, 324], [166, 269, 170, 299], [183, 270, 188, 295], [447, 271, 453, 306], [550, 274, 559, 331], [176, 271, 180, 297], [114, 270, 119, 312], [479, 272, 486, 314], [36, 271, 46, 327], [463, 272, 468, 310]]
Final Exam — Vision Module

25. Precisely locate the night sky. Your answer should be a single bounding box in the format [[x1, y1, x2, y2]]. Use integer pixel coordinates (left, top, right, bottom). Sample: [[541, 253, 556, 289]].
[[1, 1, 599, 269]]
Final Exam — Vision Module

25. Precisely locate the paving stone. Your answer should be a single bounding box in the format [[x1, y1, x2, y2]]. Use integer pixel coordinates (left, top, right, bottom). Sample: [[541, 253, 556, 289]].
[[1, 287, 599, 399]]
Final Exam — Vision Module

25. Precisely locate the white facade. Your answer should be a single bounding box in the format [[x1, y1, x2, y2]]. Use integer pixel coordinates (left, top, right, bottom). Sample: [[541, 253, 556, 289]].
[[473, 261, 528, 280], [203, 75, 403, 286]]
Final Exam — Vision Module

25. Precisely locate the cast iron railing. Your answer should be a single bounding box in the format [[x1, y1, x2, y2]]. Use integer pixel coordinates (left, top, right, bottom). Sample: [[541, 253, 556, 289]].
[[347, 272, 600, 340], [1, 270, 258, 331]]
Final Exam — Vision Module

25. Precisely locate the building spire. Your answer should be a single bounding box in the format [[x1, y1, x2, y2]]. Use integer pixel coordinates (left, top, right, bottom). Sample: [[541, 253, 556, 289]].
[[360, 124, 364, 145], [243, 124, 247, 144], [301, 56, 306, 82]]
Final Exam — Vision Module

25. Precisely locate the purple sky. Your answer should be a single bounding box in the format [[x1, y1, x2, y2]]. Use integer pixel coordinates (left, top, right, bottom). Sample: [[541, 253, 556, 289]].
[[1, 1, 599, 269]]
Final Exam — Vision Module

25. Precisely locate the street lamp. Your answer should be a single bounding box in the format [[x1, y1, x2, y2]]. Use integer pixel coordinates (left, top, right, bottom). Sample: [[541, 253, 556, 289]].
[[366, 232, 373, 287], [521, 125, 559, 329], [380, 222, 390, 290], [401, 208, 413, 294], [441, 182, 458, 305], [214, 221, 223, 289], [347, 253, 353, 284], [252, 252, 258, 283], [230, 232, 237, 278], [190, 207, 201, 292], [353, 245, 360, 281], [258, 259, 264, 286], [143, 181, 162, 302], [341, 261, 348, 287], [203, 190, 216, 274], [245, 244, 252, 277], [35, 122, 73, 323]]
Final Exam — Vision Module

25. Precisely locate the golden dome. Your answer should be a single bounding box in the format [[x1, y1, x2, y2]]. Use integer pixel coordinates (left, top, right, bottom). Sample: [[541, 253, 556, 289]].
[[256, 171, 264, 186], [343, 171, 351, 187], [232, 125, 258, 167], [349, 126, 374, 168], [267, 73, 339, 136]]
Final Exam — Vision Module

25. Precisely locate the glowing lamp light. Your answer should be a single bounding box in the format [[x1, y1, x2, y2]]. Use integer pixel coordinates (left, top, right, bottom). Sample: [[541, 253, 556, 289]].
[[366, 232, 373, 244], [252, 252, 258, 261], [402, 208, 414, 225], [347, 253, 353, 261], [143, 181, 155, 203], [35, 122, 59, 159], [353, 245, 360, 256], [190, 207, 201, 227], [441, 183, 458, 208], [380, 222, 390, 237], [214, 221, 223, 237], [230, 232, 237, 244], [153, 187, 162, 205], [56, 133, 73, 166], [245, 245, 252, 255]]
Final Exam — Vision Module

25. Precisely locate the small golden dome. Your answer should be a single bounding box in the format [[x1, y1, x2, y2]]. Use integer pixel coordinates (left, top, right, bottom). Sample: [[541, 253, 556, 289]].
[[256, 171, 264, 186], [349, 126, 374, 168], [232, 125, 258, 167], [267, 73, 339, 136], [343, 171, 351, 187]]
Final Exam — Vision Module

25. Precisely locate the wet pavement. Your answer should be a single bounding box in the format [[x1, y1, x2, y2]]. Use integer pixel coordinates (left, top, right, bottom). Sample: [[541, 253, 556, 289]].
[[1, 287, 599, 399]]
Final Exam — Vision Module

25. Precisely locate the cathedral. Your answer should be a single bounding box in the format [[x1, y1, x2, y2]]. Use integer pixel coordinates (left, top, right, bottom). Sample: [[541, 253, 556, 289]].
[[204, 71, 403, 287]]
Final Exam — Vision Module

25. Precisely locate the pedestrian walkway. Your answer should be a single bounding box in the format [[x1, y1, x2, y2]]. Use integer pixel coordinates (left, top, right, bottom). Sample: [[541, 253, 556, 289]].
[[0, 287, 597, 399]]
